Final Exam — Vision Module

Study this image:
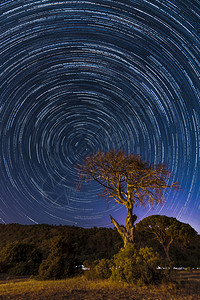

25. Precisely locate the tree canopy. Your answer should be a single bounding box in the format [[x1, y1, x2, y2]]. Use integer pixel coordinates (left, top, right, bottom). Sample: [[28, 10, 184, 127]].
[[136, 215, 197, 264], [77, 150, 179, 247]]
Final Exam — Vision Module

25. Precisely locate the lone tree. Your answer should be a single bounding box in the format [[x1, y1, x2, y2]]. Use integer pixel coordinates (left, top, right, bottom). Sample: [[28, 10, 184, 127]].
[[77, 150, 179, 247], [136, 215, 197, 264]]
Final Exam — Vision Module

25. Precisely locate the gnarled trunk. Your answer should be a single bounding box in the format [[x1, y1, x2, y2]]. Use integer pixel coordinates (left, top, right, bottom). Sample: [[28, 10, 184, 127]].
[[110, 202, 137, 247]]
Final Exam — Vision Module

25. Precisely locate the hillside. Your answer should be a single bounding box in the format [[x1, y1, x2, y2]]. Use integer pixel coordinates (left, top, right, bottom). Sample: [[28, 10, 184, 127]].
[[0, 223, 200, 267], [0, 223, 123, 262]]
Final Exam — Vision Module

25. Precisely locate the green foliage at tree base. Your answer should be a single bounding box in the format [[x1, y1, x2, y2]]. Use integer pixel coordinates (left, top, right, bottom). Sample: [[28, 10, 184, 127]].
[[84, 244, 163, 285], [84, 258, 112, 280], [111, 244, 161, 285]]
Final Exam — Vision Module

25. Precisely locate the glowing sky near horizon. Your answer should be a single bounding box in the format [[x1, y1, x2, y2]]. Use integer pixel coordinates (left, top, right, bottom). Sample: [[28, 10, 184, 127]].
[[0, 0, 200, 232]]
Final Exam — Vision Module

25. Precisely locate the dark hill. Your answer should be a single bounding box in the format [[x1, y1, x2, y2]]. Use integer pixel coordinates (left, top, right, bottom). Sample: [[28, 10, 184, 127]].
[[0, 223, 199, 267], [0, 223, 123, 262]]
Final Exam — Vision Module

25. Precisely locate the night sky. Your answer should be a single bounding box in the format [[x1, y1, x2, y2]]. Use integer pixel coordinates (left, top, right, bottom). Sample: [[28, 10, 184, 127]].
[[0, 0, 200, 233]]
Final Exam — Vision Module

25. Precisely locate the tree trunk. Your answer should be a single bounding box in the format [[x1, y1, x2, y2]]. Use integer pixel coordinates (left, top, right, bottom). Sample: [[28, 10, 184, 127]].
[[110, 203, 137, 248], [110, 215, 127, 247], [163, 245, 171, 263], [161, 239, 174, 266]]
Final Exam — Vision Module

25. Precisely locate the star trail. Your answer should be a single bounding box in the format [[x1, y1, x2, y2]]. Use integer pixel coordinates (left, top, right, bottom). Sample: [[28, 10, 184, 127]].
[[0, 0, 200, 232]]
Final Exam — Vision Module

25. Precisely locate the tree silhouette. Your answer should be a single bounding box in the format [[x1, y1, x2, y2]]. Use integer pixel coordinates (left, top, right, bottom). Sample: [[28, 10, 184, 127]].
[[136, 215, 197, 264], [77, 150, 179, 247]]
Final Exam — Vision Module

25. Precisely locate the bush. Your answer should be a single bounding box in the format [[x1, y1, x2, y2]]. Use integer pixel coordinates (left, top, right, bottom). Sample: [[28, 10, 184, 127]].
[[37, 236, 77, 280], [84, 244, 161, 285], [111, 244, 161, 285], [84, 258, 112, 280], [186, 266, 193, 272], [83, 260, 96, 280], [95, 258, 113, 279]]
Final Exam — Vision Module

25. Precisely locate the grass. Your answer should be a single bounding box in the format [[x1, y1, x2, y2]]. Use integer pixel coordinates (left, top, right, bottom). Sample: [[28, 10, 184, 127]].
[[0, 272, 200, 299]]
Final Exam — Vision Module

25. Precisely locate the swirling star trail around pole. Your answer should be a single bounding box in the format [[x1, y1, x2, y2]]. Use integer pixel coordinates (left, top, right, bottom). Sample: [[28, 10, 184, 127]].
[[0, 0, 200, 231]]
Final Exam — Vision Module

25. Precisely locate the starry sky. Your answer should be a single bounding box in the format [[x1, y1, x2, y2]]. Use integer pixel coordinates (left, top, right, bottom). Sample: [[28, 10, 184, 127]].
[[0, 0, 200, 233]]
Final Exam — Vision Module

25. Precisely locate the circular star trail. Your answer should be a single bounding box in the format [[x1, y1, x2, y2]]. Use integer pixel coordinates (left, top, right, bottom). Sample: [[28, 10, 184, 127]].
[[0, 0, 200, 231]]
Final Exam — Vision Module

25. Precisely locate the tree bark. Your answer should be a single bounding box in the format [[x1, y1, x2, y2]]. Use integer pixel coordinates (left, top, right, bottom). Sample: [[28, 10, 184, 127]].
[[125, 201, 137, 245], [110, 215, 127, 247], [110, 206, 137, 248]]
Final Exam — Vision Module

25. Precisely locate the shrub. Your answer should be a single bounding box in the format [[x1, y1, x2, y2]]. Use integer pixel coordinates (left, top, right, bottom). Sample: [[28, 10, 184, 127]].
[[83, 260, 97, 280], [95, 258, 113, 279], [111, 244, 161, 285], [84, 258, 113, 280]]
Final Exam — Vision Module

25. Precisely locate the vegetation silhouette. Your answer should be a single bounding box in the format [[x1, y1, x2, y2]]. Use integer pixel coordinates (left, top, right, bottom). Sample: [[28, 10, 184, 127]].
[[136, 215, 197, 265], [0, 221, 199, 282]]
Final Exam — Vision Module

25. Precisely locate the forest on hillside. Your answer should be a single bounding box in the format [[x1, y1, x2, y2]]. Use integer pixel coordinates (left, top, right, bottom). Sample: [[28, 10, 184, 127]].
[[0, 221, 199, 281]]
